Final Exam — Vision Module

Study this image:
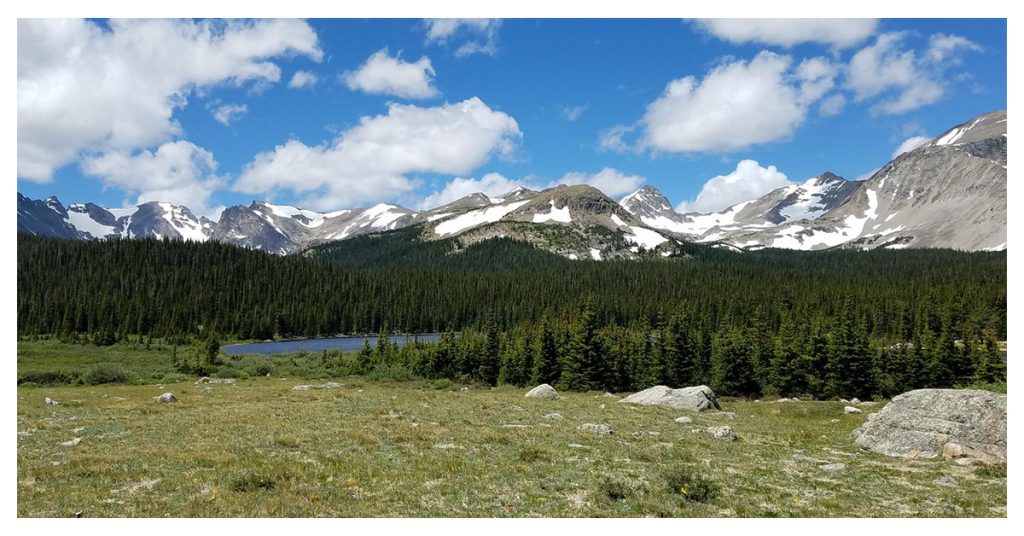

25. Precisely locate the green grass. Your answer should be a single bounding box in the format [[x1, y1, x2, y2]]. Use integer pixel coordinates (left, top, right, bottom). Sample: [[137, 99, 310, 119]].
[[17, 379, 1007, 517]]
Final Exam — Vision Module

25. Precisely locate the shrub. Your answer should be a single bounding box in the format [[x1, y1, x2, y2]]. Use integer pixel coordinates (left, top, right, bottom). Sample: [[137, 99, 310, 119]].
[[597, 477, 631, 501], [18, 370, 81, 386], [84, 362, 131, 385], [663, 467, 720, 503], [368, 363, 418, 382], [18, 381, 40, 389], [212, 366, 241, 379], [517, 447, 549, 463], [974, 464, 1007, 478], [252, 363, 276, 377], [430, 378, 454, 390]]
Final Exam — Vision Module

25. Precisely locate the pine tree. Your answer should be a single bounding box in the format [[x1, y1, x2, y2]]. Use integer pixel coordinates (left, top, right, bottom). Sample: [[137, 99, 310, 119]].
[[711, 326, 759, 396], [560, 299, 601, 391]]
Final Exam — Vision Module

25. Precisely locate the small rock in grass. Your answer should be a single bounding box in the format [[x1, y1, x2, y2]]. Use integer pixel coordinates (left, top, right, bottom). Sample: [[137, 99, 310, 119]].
[[775, 398, 792, 403], [292, 382, 341, 391], [59, 437, 82, 447], [499, 424, 531, 429], [850, 398, 861, 405], [45, 397, 59, 406], [525, 384, 560, 400], [840, 398, 850, 404], [155, 393, 177, 403], [543, 413, 563, 421], [578, 423, 612, 435], [602, 392, 619, 398], [633, 430, 660, 437], [859, 401, 877, 407], [717, 411, 736, 419], [674, 416, 693, 424], [707, 426, 737, 442], [821, 463, 846, 472], [933, 475, 959, 488], [195, 377, 236, 385], [830, 419, 841, 424], [793, 452, 828, 464], [844, 406, 862, 414]]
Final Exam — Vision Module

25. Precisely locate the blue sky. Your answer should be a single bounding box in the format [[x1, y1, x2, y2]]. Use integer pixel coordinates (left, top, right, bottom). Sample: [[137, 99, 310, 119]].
[[17, 18, 1007, 216]]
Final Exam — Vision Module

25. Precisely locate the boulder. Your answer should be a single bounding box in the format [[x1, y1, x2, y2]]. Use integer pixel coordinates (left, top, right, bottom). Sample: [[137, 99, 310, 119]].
[[706, 426, 737, 442], [933, 475, 959, 488], [525, 384, 560, 400], [674, 416, 693, 425], [155, 392, 177, 403], [578, 423, 612, 435], [542, 413, 563, 421], [850, 397, 861, 405], [59, 437, 82, 447], [618, 385, 720, 411], [844, 406, 863, 414], [45, 397, 59, 406], [852, 389, 1006, 464], [821, 463, 846, 472]]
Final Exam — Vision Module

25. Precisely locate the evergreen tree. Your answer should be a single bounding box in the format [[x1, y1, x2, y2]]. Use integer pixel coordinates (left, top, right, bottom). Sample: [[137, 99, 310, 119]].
[[711, 326, 759, 396]]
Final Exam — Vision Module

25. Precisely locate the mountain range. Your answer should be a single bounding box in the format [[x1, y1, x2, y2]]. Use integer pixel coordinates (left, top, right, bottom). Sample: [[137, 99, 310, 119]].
[[18, 110, 1007, 257]]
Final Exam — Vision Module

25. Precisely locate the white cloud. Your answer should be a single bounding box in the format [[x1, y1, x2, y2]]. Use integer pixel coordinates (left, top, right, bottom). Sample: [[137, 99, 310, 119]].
[[693, 19, 878, 49], [892, 135, 931, 159], [80, 140, 225, 216], [424, 19, 501, 57], [818, 94, 847, 117], [212, 103, 247, 126], [235, 97, 522, 210], [288, 70, 318, 89], [562, 104, 588, 122], [846, 33, 943, 115], [640, 51, 833, 153], [17, 18, 322, 182], [926, 34, 982, 65], [676, 159, 792, 214], [598, 124, 639, 153], [342, 48, 438, 99]]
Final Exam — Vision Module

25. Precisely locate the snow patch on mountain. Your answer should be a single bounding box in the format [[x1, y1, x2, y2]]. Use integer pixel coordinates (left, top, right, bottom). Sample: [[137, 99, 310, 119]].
[[531, 200, 572, 223], [434, 200, 530, 236]]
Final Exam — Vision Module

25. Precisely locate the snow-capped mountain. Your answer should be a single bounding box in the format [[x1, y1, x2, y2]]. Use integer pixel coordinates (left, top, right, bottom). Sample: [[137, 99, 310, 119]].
[[619, 110, 1006, 252], [17, 110, 1007, 256]]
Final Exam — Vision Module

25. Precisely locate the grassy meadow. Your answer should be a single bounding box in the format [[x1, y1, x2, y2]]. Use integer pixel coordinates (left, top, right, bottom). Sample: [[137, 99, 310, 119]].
[[16, 340, 1007, 518]]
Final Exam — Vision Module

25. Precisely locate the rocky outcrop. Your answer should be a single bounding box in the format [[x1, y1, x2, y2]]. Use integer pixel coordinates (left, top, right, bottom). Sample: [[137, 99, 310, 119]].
[[619, 385, 720, 411], [525, 384, 561, 400], [852, 388, 1006, 464]]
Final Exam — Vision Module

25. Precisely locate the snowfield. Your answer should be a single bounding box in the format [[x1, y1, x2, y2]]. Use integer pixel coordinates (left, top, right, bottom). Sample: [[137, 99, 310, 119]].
[[434, 200, 530, 236]]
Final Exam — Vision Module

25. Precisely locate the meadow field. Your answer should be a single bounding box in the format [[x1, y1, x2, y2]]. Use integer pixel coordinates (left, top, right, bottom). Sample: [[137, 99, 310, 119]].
[[16, 342, 1007, 517]]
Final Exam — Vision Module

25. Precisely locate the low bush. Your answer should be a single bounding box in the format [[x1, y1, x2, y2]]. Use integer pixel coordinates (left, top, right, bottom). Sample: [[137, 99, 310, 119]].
[[84, 362, 131, 385], [663, 467, 720, 503]]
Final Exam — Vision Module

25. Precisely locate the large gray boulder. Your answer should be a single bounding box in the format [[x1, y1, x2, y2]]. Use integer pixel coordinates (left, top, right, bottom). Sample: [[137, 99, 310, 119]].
[[525, 384, 560, 400], [852, 389, 1006, 464], [618, 385, 720, 411]]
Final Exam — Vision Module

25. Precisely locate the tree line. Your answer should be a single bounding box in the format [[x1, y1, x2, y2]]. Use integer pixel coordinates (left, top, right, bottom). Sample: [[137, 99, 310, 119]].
[[17, 233, 1006, 397]]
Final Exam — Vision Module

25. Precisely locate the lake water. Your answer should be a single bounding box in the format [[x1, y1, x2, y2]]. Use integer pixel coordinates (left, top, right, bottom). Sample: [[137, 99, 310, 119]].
[[221, 334, 442, 356]]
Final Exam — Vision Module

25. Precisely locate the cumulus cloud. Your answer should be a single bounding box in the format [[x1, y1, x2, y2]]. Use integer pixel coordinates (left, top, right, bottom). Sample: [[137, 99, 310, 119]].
[[17, 18, 322, 182], [693, 19, 878, 49], [424, 19, 501, 57], [892, 136, 931, 158], [640, 51, 834, 153], [420, 168, 646, 210], [288, 70, 318, 89], [235, 97, 522, 210], [212, 103, 247, 126], [676, 160, 792, 214], [818, 94, 847, 117], [847, 32, 981, 115], [80, 140, 225, 216], [342, 48, 438, 99]]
